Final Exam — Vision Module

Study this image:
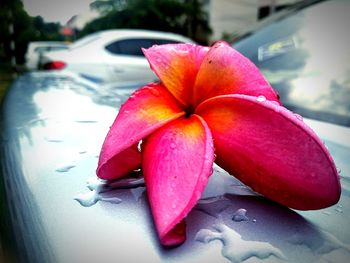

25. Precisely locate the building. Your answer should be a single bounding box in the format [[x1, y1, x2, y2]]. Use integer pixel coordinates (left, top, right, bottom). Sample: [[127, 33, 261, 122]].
[[205, 0, 302, 42]]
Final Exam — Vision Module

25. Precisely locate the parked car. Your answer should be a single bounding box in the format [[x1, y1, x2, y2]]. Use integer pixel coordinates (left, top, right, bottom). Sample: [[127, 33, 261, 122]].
[[1, 1, 350, 263], [41, 29, 195, 84], [25, 41, 70, 70], [233, 0, 350, 128]]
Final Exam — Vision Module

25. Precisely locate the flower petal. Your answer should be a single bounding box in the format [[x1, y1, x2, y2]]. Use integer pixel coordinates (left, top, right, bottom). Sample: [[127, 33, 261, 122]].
[[142, 115, 214, 246], [196, 95, 341, 210], [97, 83, 184, 180], [193, 41, 280, 106], [143, 43, 209, 107]]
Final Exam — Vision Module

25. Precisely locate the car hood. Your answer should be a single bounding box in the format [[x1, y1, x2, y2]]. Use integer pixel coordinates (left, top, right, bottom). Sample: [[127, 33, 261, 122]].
[[1, 72, 350, 263]]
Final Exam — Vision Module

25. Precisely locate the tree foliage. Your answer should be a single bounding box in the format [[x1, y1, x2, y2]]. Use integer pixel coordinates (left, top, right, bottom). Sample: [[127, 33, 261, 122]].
[[0, 0, 62, 64], [80, 0, 211, 44]]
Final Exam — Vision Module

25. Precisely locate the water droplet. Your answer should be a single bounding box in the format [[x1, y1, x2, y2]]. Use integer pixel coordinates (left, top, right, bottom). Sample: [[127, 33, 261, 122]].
[[310, 172, 316, 179], [100, 195, 122, 204], [232, 208, 249, 222], [177, 50, 189, 56], [294, 113, 303, 121], [150, 87, 160, 97], [252, 219, 257, 223], [75, 120, 98, 123], [337, 167, 342, 174], [256, 95, 266, 102], [170, 143, 176, 149], [335, 207, 343, 213], [46, 138, 63, 143], [137, 140, 143, 152], [56, 165, 75, 173], [75, 176, 144, 207], [74, 190, 100, 207]]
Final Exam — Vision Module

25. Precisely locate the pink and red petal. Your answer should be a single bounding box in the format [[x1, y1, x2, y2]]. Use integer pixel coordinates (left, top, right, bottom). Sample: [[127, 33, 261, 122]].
[[193, 41, 280, 106], [142, 115, 214, 246], [143, 43, 209, 107], [196, 95, 341, 210], [97, 83, 184, 180]]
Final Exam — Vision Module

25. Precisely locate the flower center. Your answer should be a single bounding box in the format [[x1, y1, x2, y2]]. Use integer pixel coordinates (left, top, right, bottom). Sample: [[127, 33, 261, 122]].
[[184, 105, 194, 118]]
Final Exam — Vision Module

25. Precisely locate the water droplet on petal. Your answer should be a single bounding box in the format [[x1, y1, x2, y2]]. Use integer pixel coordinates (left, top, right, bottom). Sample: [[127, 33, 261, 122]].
[[256, 95, 266, 102], [337, 167, 342, 174], [137, 140, 143, 152], [170, 143, 176, 149], [294, 113, 303, 121], [150, 87, 160, 97]]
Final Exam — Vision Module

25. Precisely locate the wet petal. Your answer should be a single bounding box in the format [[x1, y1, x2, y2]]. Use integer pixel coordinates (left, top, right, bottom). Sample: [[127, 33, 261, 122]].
[[142, 115, 214, 246], [143, 43, 209, 107], [193, 41, 280, 106], [97, 83, 184, 180], [197, 95, 340, 210]]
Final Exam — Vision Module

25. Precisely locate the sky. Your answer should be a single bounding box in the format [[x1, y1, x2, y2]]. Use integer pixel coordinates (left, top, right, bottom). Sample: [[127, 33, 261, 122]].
[[22, 0, 94, 25]]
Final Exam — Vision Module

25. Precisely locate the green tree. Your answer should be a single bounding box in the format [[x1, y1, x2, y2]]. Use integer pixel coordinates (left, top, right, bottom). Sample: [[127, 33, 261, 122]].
[[81, 0, 211, 44], [0, 0, 62, 64], [90, 0, 127, 13]]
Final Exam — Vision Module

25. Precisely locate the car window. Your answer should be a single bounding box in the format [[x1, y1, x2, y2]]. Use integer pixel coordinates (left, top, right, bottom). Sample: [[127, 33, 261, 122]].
[[34, 46, 50, 53], [105, 38, 181, 57], [234, 0, 350, 127], [49, 46, 68, 52]]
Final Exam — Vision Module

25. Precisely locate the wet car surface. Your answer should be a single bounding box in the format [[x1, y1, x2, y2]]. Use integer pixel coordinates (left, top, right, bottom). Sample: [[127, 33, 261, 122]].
[[0, 70, 349, 263]]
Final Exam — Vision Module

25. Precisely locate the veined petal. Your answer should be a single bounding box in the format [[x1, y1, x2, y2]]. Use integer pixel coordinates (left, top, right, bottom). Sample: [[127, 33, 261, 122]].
[[143, 43, 209, 107], [142, 115, 214, 246], [196, 95, 340, 210], [97, 83, 185, 180], [193, 41, 280, 106]]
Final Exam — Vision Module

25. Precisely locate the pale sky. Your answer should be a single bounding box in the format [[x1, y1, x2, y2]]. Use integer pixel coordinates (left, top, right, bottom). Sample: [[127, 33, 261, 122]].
[[22, 0, 93, 25]]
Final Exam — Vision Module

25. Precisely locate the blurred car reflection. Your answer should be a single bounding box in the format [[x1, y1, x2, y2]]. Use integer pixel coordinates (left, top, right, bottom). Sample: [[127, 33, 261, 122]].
[[233, 0, 350, 128], [1, 1, 350, 263], [25, 41, 70, 71], [41, 29, 195, 84]]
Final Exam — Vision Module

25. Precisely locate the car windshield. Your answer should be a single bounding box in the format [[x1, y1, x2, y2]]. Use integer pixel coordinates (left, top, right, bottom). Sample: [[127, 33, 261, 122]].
[[234, 0, 350, 127], [69, 34, 101, 50]]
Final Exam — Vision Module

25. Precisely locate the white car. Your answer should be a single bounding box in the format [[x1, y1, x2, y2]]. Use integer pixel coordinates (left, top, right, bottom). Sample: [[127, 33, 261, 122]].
[[25, 41, 70, 70], [41, 29, 195, 84]]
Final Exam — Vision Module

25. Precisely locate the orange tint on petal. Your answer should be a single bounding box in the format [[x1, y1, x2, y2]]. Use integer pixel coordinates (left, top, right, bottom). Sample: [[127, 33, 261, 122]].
[[193, 41, 280, 106], [142, 115, 214, 246], [143, 43, 209, 107]]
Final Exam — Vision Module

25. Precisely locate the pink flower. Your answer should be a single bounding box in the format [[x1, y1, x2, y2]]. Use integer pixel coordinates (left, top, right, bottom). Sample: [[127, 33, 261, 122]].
[[96, 41, 340, 246]]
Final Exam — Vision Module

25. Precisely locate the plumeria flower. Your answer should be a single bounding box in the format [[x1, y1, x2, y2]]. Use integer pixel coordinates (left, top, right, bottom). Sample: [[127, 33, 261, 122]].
[[96, 41, 340, 247]]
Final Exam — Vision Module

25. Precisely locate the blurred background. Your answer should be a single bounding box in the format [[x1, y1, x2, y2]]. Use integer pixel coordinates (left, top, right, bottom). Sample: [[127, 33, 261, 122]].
[[0, 0, 302, 103]]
